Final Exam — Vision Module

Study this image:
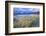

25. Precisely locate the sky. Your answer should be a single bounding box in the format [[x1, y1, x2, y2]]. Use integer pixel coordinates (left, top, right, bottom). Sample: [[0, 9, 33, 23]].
[[13, 8, 39, 16]]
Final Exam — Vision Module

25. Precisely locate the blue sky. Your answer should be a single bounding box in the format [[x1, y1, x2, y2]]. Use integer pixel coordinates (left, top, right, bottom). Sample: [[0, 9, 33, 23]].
[[13, 8, 39, 15]]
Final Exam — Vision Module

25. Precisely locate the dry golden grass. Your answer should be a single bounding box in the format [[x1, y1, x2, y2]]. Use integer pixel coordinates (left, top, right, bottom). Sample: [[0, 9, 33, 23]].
[[14, 16, 39, 27]]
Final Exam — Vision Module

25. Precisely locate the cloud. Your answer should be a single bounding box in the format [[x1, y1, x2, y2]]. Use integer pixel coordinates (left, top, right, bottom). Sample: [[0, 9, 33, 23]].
[[13, 8, 39, 15]]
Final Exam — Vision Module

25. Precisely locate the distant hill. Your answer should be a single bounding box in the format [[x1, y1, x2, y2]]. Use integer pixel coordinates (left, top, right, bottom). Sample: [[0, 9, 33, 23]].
[[14, 12, 39, 15]]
